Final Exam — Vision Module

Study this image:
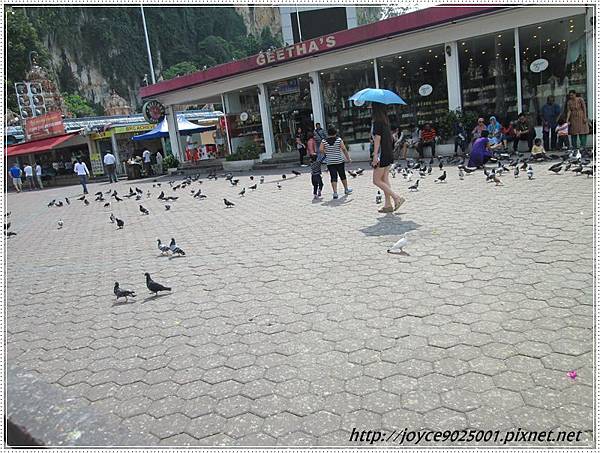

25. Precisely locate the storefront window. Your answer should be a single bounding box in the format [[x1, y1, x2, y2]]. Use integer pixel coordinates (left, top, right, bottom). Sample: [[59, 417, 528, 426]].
[[519, 14, 586, 125], [321, 60, 375, 144], [378, 45, 448, 134], [225, 87, 264, 154], [267, 75, 312, 153], [459, 30, 516, 122]]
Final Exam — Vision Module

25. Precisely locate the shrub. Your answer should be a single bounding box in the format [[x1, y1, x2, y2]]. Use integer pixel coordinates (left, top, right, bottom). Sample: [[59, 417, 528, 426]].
[[163, 154, 179, 168], [435, 109, 479, 142], [225, 142, 262, 161]]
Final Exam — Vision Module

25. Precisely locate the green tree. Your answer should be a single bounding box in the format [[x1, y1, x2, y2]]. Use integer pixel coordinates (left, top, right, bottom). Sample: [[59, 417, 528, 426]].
[[163, 61, 198, 80], [63, 93, 95, 117]]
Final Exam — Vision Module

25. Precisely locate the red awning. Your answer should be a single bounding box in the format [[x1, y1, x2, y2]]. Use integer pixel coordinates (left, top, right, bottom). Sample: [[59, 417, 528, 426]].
[[5, 132, 81, 157]]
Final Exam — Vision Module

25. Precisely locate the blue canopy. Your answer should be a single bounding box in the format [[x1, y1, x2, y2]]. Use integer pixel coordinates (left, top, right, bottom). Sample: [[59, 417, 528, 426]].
[[132, 116, 216, 141]]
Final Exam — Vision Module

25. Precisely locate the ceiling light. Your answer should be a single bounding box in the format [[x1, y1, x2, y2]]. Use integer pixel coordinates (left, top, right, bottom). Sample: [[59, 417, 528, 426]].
[[344, 67, 348, 70], [533, 35, 537, 38], [461, 42, 466, 45], [428, 49, 432, 52], [482, 51, 486, 54], [547, 38, 551, 42], [498, 34, 502, 37], [320, 72, 324, 75], [537, 26, 542, 29], [570, 30, 574, 33]]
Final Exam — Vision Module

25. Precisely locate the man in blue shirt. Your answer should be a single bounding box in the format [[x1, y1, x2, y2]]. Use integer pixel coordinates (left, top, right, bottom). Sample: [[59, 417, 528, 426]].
[[541, 96, 561, 151], [9, 162, 22, 193]]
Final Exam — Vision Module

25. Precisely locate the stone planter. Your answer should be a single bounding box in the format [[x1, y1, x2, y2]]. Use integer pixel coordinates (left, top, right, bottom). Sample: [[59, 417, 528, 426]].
[[222, 159, 255, 172], [167, 167, 179, 175]]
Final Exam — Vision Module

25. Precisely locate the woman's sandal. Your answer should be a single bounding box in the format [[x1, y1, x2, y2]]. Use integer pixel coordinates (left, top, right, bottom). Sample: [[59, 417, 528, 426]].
[[393, 197, 405, 212], [378, 206, 394, 213]]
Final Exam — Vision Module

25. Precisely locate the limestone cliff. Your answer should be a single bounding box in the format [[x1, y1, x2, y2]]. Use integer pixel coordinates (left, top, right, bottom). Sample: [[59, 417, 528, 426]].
[[234, 6, 282, 39]]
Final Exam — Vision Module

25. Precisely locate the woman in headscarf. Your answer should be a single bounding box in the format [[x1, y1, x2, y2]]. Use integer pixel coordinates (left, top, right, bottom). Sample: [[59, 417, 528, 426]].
[[471, 117, 487, 142], [487, 116, 501, 144]]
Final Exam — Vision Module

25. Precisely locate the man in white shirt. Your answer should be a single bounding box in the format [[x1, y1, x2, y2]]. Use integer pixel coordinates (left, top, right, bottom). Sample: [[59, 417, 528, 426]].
[[142, 148, 153, 176], [103, 152, 118, 183], [74, 158, 90, 194], [34, 161, 43, 189], [23, 163, 35, 190], [155, 150, 163, 175]]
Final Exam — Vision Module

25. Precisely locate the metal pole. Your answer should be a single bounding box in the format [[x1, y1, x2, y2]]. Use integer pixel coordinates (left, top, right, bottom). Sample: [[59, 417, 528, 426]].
[[295, 4, 303, 42], [140, 5, 156, 84], [514, 27, 522, 115], [373, 58, 380, 89], [220, 94, 233, 156]]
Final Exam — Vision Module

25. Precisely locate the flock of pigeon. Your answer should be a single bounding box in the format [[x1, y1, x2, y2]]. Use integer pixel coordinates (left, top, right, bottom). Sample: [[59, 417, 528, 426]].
[[385, 148, 594, 254], [35, 169, 321, 303]]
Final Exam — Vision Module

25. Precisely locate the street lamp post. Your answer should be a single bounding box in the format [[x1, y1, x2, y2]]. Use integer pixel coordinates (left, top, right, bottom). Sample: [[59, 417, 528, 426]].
[[140, 5, 156, 85]]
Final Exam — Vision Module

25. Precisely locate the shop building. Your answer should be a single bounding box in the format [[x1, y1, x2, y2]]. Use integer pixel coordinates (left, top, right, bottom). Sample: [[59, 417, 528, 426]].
[[140, 5, 595, 161]]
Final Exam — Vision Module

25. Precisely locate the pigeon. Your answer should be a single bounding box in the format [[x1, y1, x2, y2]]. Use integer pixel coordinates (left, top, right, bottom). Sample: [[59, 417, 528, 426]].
[[193, 189, 202, 198], [95, 191, 103, 197], [277, 182, 282, 190], [112, 190, 118, 197], [165, 204, 171, 211], [249, 184, 257, 190], [458, 168, 464, 180], [514, 167, 519, 178], [388, 236, 408, 255], [549, 162, 562, 172], [549, 165, 562, 174], [135, 187, 143, 194], [375, 191, 382, 204], [4, 212, 10, 217], [65, 197, 70, 205], [104, 202, 111, 208], [230, 179, 239, 186], [164, 196, 178, 201], [581, 168, 594, 177], [250, 176, 254, 181], [5, 222, 10, 230], [408, 180, 420, 192], [419, 170, 427, 178], [116, 218, 124, 229], [435, 171, 447, 183], [5, 231, 17, 237], [48, 200, 56, 207], [260, 176, 265, 184], [95, 194, 104, 202], [239, 188, 246, 197], [462, 167, 476, 174], [114, 195, 123, 202], [84, 199, 90, 206], [169, 238, 186, 256], [520, 161, 528, 170], [105, 189, 112, 194], [281, 174, 287, 180], [157, 239, 170, 255], [438, 161, 443, 171], [572, 165, 583, 174], [77, 195, 86, 201], [145, 273, 171, 295], [57, 219, 63, 229], [348, 170, 357, 178], [158, 191, 165, 200], [564, 162, 572, 172], [356, 168, 364, 175], [493, 174, 503, 186], [109, 213, 115, 223], [135, 195, 141, 201], [527, 166, 534, 180], [114, 282, 136, 302], [292, 170, 301, 176], [225, 173, 233, 181], [224, 198, 235, 208], [139, 205, 149, 215], [427, 166, 432, 175], [56, 201, 63, 207]]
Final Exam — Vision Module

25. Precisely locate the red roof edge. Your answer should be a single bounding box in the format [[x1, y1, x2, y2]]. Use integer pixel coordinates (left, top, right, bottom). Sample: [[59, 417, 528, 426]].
[[140, 5, 505, 100]]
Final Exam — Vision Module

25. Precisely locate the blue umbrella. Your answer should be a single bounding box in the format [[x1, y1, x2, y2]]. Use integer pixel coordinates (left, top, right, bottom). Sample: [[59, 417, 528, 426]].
[[349, 88, 406, 106]]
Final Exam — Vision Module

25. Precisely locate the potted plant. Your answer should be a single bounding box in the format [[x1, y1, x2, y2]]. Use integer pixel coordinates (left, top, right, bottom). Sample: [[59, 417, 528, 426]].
[[222, 142, 262, 171], [163, 154, 180, 174]]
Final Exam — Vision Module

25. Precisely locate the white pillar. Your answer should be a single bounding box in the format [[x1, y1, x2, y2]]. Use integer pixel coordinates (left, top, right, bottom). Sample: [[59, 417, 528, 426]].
[[585, 7, 595, 121], [257, 83, 275, 160], [220, 93, 233, 156], [373, 58, 380, 89], [110, 132, 123, 174], [444, 41, 462, 112], [514, 27, 523, 115], [309, 71, 325, 128], [166, 105, 183, 163]]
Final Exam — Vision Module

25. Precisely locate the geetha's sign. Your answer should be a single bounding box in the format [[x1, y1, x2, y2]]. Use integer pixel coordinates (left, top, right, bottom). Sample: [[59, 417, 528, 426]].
[[256, 36, 337, 66]]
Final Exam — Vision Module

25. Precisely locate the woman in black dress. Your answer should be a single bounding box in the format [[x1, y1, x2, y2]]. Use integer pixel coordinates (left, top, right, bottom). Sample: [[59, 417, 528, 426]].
[[371, 102, 404, 213]]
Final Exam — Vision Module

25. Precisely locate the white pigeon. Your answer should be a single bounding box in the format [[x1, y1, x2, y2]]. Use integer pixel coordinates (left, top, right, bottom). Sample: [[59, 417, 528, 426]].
[[57, 219, 64, 229], [527, 166, 534, 180], [458, 168, 464, 180], [388, 235, 409, 255], [109, 213, 115, 224]]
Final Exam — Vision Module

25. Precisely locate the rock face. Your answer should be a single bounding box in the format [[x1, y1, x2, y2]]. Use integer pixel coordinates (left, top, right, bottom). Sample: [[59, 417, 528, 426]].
[[104, 90, 133, 116], [235, 6, 282, 38]]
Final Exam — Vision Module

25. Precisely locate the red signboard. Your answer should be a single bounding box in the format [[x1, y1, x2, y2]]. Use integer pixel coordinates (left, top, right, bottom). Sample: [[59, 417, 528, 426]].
[[24, 111, 65, 141]]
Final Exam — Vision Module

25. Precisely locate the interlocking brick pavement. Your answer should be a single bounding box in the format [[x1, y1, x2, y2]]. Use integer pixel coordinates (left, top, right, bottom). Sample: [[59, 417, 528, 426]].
[[5, 162, 594, 446]]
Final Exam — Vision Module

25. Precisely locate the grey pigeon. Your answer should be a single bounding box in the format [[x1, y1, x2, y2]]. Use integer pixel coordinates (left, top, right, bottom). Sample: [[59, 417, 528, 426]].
[[116, 218, 124, 229], [145, 273, 171, 295], [169, 238, 186, 256], [114, 282, 136, 302], [224, 198, 235, 208], [139, 205, 149, 215], [157, 239, 170, 255]]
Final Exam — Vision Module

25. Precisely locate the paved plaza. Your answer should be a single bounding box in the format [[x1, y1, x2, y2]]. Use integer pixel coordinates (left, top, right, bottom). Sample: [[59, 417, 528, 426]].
[[5, 161, 595, 446]]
